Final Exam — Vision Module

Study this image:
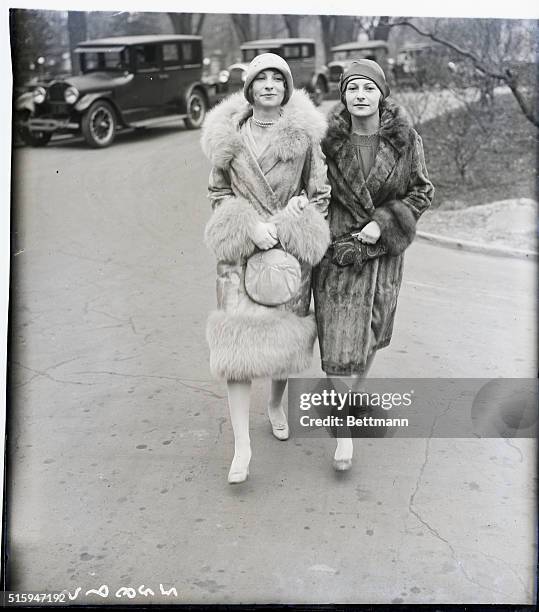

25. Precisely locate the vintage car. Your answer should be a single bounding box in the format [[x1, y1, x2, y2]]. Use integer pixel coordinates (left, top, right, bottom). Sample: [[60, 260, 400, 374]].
[[327, 40, 389, 97], [207, 38, 328, 106], [14, 34, 210, 147], [392, 43, 452, 88]]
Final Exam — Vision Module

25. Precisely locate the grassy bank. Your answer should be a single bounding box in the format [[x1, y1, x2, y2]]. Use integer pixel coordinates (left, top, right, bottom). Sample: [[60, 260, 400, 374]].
[[419, 92, 537, 210]]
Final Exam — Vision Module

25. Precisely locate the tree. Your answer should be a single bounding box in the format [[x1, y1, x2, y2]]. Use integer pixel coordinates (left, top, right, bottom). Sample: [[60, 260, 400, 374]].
[[67, 12, 87, 75], [9, 9, 60, 84], [230, 14, 252, 43], [319, 15, 357, 64], [389, 18, 538, 127], [283, 15, 302, 38], [167, 12, 205, 35]]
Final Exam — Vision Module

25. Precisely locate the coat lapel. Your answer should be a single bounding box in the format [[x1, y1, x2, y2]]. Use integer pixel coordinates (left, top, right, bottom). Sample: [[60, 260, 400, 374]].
[[324, 102, 413, 212]]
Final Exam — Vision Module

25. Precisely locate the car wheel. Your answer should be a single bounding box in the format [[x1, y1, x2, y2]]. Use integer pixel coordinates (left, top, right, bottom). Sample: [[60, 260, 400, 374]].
[[184, 89, 207, 130], [18, 127, 52, 147], [310, 78, 326, 107], [81, 100, 117, 148]]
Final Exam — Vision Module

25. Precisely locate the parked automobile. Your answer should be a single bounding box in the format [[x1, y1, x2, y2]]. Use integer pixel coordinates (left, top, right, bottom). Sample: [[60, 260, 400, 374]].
[[327, 40, 389, 97], [14, 34, 210, 148], [206, 38, 328, 106], [392, 43, 449, 88]]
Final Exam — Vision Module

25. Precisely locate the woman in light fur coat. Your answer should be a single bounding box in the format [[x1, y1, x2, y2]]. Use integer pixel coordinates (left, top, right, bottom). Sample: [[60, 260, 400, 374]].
[[201, 53, 331, 483], [313, 59, 434, 471]]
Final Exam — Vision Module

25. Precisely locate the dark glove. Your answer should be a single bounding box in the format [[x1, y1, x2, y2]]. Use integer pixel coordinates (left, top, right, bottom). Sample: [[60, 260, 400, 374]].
[[330, 233, 387, 270]]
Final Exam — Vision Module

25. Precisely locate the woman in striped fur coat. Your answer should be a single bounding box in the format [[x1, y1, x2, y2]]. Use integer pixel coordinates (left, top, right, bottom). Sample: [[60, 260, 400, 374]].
[[313, 59, 434, 471]]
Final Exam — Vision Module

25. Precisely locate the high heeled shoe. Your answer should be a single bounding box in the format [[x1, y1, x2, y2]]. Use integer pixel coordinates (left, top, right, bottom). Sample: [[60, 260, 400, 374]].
[[228, 452, 251, 484], [267, 404, 289, 441]]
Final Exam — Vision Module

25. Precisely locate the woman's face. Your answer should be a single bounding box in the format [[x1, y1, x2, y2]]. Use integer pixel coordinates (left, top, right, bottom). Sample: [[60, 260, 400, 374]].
[[251, 69, 286, 108], [344, 78, 382, 118]]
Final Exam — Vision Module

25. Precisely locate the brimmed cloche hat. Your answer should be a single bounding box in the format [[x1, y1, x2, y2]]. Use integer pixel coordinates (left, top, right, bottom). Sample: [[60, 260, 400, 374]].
[[243, 53, 294, 105], [339, 59, 390, 103]]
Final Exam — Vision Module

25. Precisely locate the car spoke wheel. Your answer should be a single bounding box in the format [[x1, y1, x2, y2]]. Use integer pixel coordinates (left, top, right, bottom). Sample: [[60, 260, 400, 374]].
[[81, 100, 117, 148], [184, 89, 207, 130]]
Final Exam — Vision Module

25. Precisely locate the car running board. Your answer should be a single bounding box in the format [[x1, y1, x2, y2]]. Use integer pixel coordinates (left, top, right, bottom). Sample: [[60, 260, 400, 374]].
[[129, 114, 188, 128]]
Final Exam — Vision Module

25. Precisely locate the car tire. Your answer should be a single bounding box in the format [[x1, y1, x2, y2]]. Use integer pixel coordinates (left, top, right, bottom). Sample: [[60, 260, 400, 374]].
[[81, 100, 117, 148], [18, 127, 52, 147], [310, 78, 326, 107], [184, 89, 207, 130]]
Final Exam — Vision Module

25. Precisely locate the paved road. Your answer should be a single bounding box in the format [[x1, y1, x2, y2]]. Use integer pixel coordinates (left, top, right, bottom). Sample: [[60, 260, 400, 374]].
[[8, 126, 536, 604]]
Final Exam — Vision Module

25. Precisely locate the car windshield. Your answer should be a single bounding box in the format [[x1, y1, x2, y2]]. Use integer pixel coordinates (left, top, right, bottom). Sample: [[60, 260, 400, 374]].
[[241, 48, 279, 62], [332, 49, 381, 61], [79, 50, 126, 73]]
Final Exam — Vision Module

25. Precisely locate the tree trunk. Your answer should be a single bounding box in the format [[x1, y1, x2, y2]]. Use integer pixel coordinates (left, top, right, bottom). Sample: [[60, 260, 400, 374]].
[[67, 11, 87, 75], [168, 13, 192, 34], [373, 16, 391, 41], [231, 14, 252, 43], [283, 15, 301, 38], [320, 15, 357, 64], [320, 16, 334, 65]]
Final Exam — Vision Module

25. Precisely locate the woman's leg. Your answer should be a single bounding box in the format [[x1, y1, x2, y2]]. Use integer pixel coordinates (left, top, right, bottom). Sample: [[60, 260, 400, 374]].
[[268, 379, 289, 440], [333, 350, 377, 469], [227, 380, 252, 483]]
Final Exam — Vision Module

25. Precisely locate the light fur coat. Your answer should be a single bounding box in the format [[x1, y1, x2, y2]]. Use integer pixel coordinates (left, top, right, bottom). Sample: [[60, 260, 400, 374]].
[[201, 90, 331, 381]]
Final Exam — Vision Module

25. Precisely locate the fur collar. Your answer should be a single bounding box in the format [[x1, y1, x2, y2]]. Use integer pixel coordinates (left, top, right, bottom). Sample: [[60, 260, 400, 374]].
[[324, 100, 414, 156], [201, 89, 327, 168]]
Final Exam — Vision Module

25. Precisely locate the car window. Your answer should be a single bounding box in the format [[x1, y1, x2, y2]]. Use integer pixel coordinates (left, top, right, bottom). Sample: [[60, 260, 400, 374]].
[[80, 50, 125, 72], [181, 42, 202, 66], [283, 46, 300, 59], [163, 43, 180, 66], [134, 45, 160, 70], [301, 44, 313, 58], [242, 48, 276, 62]]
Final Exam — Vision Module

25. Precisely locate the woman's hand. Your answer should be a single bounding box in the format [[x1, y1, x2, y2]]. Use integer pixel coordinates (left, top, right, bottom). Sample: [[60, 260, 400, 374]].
[[285, 194, 309, 219], [355, 221, 381, 244], [251, 221, 278, 250]]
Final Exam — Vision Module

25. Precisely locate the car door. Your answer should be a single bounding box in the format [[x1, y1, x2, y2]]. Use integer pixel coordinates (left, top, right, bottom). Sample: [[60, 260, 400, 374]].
[[161, 42, 183, 109], [116, 43, 165, 120]]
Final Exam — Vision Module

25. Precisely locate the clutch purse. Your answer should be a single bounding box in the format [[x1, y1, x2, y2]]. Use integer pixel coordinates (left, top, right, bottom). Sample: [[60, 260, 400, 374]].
[[244, 246, 302, 307], [331, 232, 387, 268]]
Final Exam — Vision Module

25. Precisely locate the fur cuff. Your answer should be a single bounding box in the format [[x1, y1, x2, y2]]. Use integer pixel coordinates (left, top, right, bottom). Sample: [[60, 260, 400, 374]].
[[372, 200, 417, 255], [204, 198, 260, 261], [271, 205, 331, 265]]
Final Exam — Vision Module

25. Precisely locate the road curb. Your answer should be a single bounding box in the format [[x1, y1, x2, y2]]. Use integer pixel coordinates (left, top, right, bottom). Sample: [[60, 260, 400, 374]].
[[416, 231, 537, 260]]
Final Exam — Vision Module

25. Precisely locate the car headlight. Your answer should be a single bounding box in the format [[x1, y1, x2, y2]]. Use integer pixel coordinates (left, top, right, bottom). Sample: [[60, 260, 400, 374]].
[[33, 87, 46, 104], [64, 86, 79, 105]]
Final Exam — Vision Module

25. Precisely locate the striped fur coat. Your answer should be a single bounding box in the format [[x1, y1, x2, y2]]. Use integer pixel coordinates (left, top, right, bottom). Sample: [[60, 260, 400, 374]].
[[313, 100, 434, 375]]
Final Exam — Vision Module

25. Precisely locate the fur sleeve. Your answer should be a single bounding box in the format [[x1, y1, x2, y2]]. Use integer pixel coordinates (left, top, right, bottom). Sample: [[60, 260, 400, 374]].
[[204, 167, 260, 261], [270, 205, 330, 266], [372, 132, 434, 255]]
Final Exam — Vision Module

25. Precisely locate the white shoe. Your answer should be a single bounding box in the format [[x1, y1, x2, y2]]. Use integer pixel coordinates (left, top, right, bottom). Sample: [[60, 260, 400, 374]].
[[267, 404, 289, 441], [333, 439, 353, 471], [228, 450, 251, 484]]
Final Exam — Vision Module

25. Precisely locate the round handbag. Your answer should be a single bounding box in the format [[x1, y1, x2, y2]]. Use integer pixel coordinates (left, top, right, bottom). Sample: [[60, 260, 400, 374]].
[[244, 247, 302, 306]]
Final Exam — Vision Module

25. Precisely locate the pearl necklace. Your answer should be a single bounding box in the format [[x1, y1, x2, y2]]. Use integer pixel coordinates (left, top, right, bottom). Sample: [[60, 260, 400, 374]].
[[252, 117, 277, 128]]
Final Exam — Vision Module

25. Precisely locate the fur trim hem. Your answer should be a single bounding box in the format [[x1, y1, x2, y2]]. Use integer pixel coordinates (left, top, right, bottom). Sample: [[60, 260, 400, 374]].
[[206, 309, 316, 380], [204, 197, 260, 261], [270, 205, 331, 265], [201, 89, 327, 169], [372, 200, 417, 255]]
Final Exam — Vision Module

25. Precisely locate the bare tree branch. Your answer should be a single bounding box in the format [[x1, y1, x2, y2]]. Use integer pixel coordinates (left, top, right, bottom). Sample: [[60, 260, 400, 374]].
[[389, 19, 538, 127]]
